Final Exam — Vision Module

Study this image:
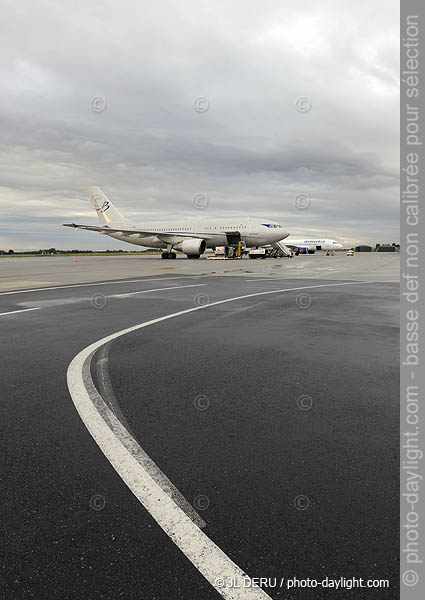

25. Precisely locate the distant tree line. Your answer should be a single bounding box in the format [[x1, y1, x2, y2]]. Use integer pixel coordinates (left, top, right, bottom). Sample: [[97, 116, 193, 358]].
[[0, 248, 156, 255]]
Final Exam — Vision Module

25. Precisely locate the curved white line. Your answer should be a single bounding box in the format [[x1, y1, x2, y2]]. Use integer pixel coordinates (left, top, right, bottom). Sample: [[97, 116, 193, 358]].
[[67, 280, 379, 598], [94, 343, 207, 529]]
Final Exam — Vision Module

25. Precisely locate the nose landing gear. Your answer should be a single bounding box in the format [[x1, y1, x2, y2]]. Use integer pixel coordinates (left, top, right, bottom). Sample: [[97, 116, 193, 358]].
[[161, 252, 176, 259]]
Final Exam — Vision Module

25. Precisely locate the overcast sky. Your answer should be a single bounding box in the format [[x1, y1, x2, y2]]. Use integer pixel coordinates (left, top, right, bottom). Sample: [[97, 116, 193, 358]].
[[1, 0, 399, 250]]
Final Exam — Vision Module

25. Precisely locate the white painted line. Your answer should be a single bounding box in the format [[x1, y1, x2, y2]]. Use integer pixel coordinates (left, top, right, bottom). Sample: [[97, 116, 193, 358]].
[[95, 344, 206, 529], [0, 285, 206, 316], [67, 279, 380, 599], [0, 276, 206, 297], [69, 362, 272, 599], [111, 284, 206, 298], [0, 307, 42, 317]]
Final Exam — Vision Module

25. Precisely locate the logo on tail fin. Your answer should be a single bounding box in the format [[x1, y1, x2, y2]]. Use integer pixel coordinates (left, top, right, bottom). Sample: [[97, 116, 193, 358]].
[[96, 201, 110, 213]]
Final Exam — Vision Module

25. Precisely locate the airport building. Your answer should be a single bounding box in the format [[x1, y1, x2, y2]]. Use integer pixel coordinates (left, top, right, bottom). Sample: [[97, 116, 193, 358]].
[[353, 244, 400, 253], [375, 244, 400, 252]]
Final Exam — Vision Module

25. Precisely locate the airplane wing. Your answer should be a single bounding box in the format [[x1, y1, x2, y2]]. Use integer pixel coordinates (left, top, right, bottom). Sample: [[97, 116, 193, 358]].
[[62, 223, 212, 242]]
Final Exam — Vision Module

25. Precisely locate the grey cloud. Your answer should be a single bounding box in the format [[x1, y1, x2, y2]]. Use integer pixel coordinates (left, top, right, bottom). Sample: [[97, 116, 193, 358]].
[[0, 0, 399, 249]]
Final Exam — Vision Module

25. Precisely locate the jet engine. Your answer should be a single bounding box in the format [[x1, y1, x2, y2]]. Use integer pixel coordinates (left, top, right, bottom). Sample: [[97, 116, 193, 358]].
[[177, 238, 207, 258]]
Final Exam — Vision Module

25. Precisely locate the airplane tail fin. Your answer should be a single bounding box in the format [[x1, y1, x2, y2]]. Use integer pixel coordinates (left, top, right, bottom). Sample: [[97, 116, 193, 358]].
[[89, 186, 130, 225]]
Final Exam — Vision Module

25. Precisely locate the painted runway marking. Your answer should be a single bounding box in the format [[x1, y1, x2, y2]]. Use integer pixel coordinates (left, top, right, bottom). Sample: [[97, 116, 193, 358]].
[[67, 279, 383, 599], [7, 284, 207, 316], [96, 344, 134, 433], [111, 284, 206, 298], [0, 276, 205, 297], [95, 344, 206, 529], [0, 307, 42, 317]]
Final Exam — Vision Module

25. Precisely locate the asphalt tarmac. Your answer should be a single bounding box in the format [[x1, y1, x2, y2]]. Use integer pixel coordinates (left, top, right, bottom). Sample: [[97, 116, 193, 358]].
[[1, 255, 399, 599], [0, 251, 400, 290]]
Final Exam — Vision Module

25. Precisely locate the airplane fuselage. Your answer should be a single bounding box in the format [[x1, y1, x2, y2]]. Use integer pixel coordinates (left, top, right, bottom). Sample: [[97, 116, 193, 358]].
[[64, 188, 290, 258], [107, 219, 288, 249], [285, 238, 343, 251]]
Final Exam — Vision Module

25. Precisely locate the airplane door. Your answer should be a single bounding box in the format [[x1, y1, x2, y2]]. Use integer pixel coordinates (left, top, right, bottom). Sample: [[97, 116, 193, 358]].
[[226, 232, 241, 246]]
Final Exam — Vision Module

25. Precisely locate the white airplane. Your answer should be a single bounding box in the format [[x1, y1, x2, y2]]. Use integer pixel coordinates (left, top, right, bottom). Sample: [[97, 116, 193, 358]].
[[63, 187, 290, 259], [284, 237, 344, 254]]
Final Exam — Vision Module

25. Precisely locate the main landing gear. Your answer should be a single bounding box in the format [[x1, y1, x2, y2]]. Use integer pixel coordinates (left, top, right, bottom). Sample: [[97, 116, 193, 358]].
[[161, 252, 176, 259]]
